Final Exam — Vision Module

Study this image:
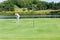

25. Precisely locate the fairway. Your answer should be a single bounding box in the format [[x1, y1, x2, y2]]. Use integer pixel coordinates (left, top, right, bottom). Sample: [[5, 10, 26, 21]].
[[0, 18, 60, 40]]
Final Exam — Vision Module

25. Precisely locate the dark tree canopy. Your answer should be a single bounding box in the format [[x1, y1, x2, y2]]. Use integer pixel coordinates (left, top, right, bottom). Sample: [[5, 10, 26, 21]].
[[0, 0, 60, 11]]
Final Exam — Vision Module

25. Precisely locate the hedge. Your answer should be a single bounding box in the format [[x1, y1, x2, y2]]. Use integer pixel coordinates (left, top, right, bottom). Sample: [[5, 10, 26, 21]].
[[0, 10, 60, 15]]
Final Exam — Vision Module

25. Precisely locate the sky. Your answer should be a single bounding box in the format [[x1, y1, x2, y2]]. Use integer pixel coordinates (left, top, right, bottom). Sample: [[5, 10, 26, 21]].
[[0, 0, 60, 3], [0, 0, 5, 2], [41, 0, 60, 3]]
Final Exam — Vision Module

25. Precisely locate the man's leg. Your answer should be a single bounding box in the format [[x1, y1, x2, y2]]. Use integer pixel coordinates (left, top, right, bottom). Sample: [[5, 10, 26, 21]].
[[16, 17, 19, 24]]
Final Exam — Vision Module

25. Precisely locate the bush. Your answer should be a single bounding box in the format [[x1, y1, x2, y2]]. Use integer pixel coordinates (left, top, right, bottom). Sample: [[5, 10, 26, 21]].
[[0, 11, 15, 15], [0, 10, 60, 15]]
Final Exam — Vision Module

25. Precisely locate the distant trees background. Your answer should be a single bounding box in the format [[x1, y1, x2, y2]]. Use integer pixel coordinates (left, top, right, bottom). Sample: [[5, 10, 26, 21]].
[[0, 0, 60, 11]]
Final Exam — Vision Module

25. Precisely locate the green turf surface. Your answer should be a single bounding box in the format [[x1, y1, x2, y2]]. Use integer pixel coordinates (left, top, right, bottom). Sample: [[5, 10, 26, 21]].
[[0, 18, 60, 40]]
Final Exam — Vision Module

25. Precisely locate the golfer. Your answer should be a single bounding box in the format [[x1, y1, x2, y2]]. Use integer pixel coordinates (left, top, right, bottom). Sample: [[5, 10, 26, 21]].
[[15, 13, 20, 24]]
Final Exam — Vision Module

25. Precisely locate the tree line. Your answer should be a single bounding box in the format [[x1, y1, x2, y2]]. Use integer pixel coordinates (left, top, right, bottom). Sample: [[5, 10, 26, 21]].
[[0, 0, 60, 11]]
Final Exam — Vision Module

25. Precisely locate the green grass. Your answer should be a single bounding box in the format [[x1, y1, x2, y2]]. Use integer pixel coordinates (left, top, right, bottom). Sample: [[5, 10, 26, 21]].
[[0, 18, 60, 40]]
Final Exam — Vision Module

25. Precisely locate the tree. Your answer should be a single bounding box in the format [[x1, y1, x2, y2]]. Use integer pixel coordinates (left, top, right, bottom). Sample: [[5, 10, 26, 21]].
[[55, 2, 60, 9], [3, 1, 14, 11], [32, 0, 39, 4], [48, 2, 55, 9], [37, 1, 48, 10]]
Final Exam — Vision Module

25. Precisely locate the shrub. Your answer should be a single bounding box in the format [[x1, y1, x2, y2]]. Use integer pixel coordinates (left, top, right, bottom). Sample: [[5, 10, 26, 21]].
[[0, 10, 60, 15]]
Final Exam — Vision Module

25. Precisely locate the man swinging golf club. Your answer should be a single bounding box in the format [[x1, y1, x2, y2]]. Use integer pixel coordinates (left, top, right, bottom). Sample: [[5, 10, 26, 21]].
[[15, 12, 20, 24]]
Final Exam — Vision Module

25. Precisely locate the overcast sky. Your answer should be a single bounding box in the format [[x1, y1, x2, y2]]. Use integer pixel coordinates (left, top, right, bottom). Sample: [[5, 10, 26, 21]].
[[0, 0, 6, 2], [41, 0, 60, 3], [0, 0, 60, 3]]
